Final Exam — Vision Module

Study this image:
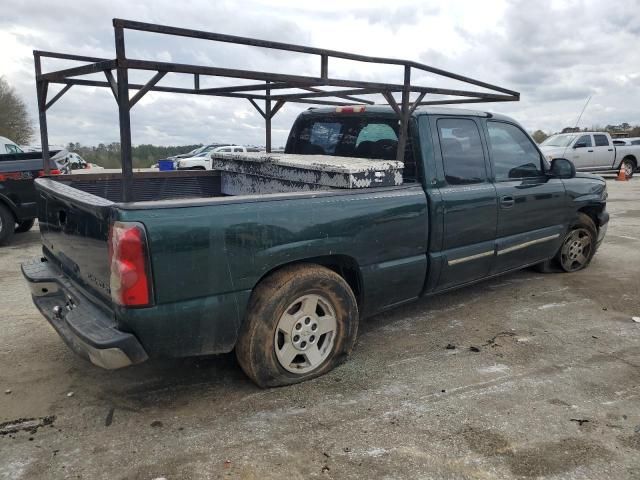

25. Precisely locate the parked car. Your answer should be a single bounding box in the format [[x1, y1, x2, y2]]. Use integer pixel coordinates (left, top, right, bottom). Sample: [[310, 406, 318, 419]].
[[540, 132, 640, 178], [176, 145, 247, 170], [168, 144, 226, 161], [0, 136, 24, 154], [0, 150, 62, 245], [23, 106, 608, 386]]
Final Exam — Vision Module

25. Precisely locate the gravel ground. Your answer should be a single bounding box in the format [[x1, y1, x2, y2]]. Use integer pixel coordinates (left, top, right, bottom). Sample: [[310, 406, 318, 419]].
[[1, 177, 639, 480]]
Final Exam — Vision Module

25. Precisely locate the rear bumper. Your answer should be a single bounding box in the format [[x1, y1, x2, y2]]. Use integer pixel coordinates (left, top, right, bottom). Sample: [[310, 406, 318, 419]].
[[21, 257, 148, 369]]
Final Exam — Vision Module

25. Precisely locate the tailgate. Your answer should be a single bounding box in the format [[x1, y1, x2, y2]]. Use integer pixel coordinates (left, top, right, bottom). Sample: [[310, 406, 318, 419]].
[[36, 178, 115, 303]]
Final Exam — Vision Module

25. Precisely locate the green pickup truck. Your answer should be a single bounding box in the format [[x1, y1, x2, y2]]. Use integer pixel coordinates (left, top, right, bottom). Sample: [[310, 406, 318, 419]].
[[22, 106, 608, 387]]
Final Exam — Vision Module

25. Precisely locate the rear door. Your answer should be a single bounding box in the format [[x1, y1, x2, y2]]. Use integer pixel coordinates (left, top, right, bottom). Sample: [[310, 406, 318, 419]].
[[592, 134, 615, 168], [431, 117, 497, 290], [569, 134, 600, 168], [485, 120, 567, 274]]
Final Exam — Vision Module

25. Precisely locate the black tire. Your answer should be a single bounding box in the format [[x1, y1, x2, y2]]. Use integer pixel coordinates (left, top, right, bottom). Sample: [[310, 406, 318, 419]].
[[236, 263, 359, 388], [0, 204, 16, 246], [556, 213, 598, 272], [620, 158, 635, 179], [15, 218, 35, 233]]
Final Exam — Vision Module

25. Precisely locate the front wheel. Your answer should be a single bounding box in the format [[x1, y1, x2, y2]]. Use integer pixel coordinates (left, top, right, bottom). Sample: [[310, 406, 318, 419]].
[[235, 264, 359, 388], [557, 213, 597, 272], [620, 158, 635, 179]]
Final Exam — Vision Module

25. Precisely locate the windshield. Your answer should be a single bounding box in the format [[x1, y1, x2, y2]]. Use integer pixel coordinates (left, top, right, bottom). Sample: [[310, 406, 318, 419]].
[[541, 134, 577, 148]]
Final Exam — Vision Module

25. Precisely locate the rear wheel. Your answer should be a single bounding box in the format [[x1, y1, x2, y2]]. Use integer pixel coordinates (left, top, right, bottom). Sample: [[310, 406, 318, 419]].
[[236, 264, 359, 387], [0, 204, 15, 246], [620, 158, 635, 179], [15, 218, 35, 233]]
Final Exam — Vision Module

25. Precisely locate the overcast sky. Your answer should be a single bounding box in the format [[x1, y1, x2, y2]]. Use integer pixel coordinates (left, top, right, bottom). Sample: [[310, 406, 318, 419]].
[[1, 0, 639, 147]]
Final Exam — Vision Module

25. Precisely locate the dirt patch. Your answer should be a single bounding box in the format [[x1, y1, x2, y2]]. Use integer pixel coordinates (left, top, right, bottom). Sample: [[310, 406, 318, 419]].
[[618, 434, 640, 450], [461, 427, 613, 477]]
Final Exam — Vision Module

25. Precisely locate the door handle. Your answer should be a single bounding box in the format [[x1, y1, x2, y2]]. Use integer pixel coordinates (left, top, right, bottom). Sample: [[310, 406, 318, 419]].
[[587, 149, 594, 152], [500, 195, 515, 208], [608, 149, 613, 151]]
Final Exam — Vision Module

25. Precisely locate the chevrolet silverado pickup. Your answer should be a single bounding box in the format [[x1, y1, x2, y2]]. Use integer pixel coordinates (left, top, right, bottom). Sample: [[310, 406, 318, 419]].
[[540, 131, 639, 178], [22, 106, 609, 386]]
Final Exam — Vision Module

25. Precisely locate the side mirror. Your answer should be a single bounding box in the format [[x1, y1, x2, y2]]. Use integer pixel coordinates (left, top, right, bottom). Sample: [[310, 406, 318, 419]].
[[549, 158, 576, 179], [573, 142, 587, 149]]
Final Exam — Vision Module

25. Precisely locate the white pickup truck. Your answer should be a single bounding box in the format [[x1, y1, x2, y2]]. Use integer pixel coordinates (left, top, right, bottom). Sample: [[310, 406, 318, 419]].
[[540, 132, 639, 178], [176, 145, 248, 170]]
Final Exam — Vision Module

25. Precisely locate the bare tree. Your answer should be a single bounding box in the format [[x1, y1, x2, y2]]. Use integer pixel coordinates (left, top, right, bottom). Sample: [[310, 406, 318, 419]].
[[531, 130, 549, 144], [0, 77, 34, 144]]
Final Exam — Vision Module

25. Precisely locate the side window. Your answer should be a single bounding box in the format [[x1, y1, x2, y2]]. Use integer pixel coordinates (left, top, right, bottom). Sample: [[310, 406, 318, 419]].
[[575, 135, 592, 147], [437, 118, 487, 185], [6, 144, 21, 153], [594, 134, 610, 147], [632, 140, 640, 146], [487, 121, 543, 180], [218, 147, 232, 152]]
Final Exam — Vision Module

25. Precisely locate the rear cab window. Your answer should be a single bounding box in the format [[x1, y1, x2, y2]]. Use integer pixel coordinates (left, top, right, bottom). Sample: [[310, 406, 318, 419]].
[[286, 113, 418, 182]]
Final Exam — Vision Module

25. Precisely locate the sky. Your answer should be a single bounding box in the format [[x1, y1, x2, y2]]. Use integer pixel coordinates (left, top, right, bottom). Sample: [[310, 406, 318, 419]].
[[1, 0, 639, 148]]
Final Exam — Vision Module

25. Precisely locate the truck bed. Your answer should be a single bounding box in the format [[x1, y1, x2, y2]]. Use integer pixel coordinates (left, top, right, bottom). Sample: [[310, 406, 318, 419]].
[[55, 170, 223, 202]]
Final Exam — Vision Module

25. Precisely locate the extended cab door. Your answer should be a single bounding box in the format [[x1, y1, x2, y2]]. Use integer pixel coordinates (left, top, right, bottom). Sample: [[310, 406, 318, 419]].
[[484, 120, 567, 273], [430, 117, 497, 291]]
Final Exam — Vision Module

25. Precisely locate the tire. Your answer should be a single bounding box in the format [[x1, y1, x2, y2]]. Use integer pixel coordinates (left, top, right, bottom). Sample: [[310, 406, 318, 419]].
[[236, 263, 359, 388], [15, 218, 35, 233], [620, 158, 635, 179], [555, 213, 598, 272], [0, 204, 16, 246]]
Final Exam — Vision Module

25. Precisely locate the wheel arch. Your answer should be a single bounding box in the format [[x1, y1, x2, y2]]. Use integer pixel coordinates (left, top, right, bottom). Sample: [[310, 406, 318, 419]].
[[252, 255, 364, 309], [577, 204, 604, 230]]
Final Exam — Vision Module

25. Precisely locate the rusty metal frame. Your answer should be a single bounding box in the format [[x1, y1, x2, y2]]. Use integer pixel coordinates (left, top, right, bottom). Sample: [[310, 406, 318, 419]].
[[34, 18, 519, 201]]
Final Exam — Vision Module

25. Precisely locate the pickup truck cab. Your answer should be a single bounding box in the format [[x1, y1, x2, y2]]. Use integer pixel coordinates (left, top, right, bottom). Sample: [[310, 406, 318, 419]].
[[176, 145, 248, 170], [540, 131, 639, 178], [23, 106, 608, 386]]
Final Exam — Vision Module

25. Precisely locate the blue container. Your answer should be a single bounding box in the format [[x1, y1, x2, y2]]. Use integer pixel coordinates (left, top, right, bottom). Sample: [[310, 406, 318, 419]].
[[158, 159, 175, 171]]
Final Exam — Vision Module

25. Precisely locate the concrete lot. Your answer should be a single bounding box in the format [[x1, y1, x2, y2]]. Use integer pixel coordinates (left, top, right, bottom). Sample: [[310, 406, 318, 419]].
[[1, 177, 639, 480]]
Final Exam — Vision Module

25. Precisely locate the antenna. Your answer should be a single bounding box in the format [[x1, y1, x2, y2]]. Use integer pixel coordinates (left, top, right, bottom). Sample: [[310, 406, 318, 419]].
[[574, 96, 592, 130]]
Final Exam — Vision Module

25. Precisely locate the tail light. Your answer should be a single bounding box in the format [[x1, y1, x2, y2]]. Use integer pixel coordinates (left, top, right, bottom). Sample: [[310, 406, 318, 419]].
[[108, 222, 153, 307], [38, 169, 62, 176], [335, 106, 366, 113]]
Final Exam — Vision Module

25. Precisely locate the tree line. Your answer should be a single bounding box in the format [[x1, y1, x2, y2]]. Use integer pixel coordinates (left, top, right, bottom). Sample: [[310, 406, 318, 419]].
[[66, 142, 202, 168]]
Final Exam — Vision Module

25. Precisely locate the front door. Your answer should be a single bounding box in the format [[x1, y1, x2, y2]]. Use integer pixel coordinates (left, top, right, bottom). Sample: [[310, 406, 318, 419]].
[[433, 117, 497, 290], [484, 120, 567, 273]]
